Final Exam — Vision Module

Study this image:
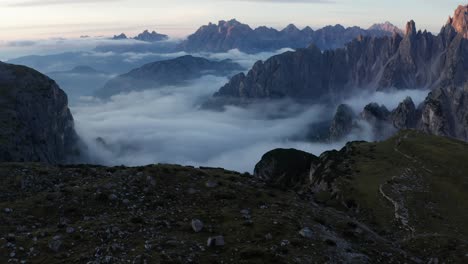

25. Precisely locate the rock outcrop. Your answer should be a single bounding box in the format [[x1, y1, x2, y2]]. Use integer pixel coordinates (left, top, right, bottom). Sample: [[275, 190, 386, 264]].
[[213, 13, 468, 103], [254, 148, 319, 189], [178, 19, 399, 53], [112, 33, 127, 40], [96, 55, 242, 98], [368, 21, 404, 35], [134, 30, 168, 42], [391, 97, 418, 129], [0, 62, 80, 163], [418, 85, 468, 141], [329, 104, 356, 141], [328, 85, 468, 142], [448, 5, 468, 38], [111, 30, 168, 42]]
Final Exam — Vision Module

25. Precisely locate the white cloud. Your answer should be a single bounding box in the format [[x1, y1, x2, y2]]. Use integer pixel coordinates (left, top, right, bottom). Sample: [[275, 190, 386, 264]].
[[73, 75, 344, 172]]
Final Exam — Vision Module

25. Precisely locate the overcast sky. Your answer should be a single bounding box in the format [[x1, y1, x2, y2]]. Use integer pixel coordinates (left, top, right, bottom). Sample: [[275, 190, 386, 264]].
[[0, 0, 462, 40]]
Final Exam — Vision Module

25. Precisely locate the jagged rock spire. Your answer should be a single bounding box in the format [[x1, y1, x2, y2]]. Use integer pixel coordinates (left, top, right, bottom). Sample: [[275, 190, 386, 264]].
[[405, 20, 417, 37], [447, 5, 468, 38]]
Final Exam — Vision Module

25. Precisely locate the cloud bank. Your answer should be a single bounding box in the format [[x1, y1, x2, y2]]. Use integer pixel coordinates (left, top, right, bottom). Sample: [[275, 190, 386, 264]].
[[73, 75, 347, 172]]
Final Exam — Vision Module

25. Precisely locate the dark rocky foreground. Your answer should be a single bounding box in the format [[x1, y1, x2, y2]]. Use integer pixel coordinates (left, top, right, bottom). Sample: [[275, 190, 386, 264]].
[[1, 131, 467, 263]]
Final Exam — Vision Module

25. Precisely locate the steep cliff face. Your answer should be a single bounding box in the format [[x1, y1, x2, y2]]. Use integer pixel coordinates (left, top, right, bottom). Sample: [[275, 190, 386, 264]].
[[328, 85, 468, 142], [214, 16, 468, 102], [0, 62, 79, 163], [391, 97, 418, 129], [448, 5, 468, 38], [329, 104, 356, 141], [418, 85, 468, 141], [178, 19, 398, 53]]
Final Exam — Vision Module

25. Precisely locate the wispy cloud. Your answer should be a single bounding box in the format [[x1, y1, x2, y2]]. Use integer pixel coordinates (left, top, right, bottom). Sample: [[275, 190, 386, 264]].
[[228, 0, 335, 3], [7, 0, 122, 7]]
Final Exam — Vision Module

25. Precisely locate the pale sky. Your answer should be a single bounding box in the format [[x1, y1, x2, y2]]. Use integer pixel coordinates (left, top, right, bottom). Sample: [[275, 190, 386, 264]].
[[0, 0, 463, 40]]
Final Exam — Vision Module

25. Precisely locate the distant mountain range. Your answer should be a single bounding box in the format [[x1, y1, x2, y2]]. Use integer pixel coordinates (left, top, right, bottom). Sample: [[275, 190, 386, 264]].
[[214, 19, 465, 101], [95, 55, 242, 98], [112, 30, 169, 42], [48, 65, 108, 75], [211, 5, 468, 142], [177, 19, 401, 53]]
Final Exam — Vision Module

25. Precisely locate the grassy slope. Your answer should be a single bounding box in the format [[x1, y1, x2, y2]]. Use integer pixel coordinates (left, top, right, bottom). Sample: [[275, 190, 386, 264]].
[[336, 130, 468, 259]]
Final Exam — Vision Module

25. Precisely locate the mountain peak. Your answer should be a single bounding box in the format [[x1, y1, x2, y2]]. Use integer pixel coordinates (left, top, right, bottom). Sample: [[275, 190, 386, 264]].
[[112, 33, 127, 40], [219, 19, 242, 27], [448, 5, 468, 38], [369, 21, 403, 34], [405, 20, 417, 36], [282, 24, 300, 32], [134, 30, 168, 42]]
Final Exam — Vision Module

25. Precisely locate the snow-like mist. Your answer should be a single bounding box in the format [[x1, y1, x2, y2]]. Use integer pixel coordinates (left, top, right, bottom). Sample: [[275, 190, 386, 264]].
[[73, 72, 430, 172], [73, 76, 345, 172], [3, 37, 431, 172]]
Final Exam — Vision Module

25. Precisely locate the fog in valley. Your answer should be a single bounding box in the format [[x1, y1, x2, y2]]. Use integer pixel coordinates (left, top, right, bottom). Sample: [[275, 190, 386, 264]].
[[3, 38, 430, 172]]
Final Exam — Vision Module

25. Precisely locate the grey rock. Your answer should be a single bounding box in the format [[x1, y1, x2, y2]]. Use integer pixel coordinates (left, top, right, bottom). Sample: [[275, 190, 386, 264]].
[[418, 85, 468, 141], [391, 97, 418, 129], [254, 148, 320, 189], [48, 236, 63, 253], [112, 33, 127, 40], [0, 62, 80, 164], [108, 194, 118, 201], [299, 227, 314, 239], [329, 104, 356, 141], [207, 236, 225, 247], [360, 103, 395, 140], [205, 180, 218, 188], [134, 30, 168, 42], [191, 219, 204, 233], [448, 5, 468, 38]]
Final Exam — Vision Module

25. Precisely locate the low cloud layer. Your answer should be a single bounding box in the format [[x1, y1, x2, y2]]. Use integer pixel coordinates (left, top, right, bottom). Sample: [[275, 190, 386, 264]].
[[71, 70, 430, 172], [73, 76, 348, 172]]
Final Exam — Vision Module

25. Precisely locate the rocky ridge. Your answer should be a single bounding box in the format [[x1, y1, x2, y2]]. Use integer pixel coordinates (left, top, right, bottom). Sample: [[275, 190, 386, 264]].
[[96, 55, 242, 98], [329, 85, 468, 142], [213, 6, 468, 103], [111, 30, 169, 42], [178, 19, 400, 53]]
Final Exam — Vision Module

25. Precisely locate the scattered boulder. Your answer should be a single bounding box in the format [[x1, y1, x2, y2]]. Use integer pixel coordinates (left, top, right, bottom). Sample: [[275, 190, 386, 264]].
[[191, 219, 204, 233], [299, 227, 314, 239], [205, 180, 218, 188], [48, 236, 63, 253], [207, 236, 225, 247]]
